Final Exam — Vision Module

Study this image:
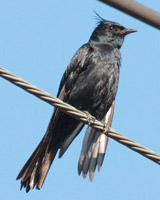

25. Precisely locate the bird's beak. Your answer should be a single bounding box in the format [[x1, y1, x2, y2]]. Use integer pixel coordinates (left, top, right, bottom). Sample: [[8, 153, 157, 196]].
[[121, 28, 137, 35]]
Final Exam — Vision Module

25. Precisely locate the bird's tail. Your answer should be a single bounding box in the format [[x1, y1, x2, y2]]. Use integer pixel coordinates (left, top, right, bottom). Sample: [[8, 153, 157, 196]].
[[78, 101, 115, 181], [16, 114, 58, 192]]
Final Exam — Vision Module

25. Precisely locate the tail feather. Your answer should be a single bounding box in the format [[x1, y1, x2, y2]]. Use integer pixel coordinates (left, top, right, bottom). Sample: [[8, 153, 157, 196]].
[[78, 101, 115, 180], [89, 133, 101, 181], [16, 115, 55, 181], [17, 111, 60, 192], [97, 133, 108, 171], [17, 110, 83, 192], [17, 127, 50, 179], [17, 132, 58, 192], [37, 149, 58, 189], [59, 122, 84, 158], [78, 127, 95, 175]]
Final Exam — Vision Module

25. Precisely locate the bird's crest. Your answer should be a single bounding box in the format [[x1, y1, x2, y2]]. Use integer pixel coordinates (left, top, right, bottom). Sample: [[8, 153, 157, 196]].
[[93, 11, 105, 25]]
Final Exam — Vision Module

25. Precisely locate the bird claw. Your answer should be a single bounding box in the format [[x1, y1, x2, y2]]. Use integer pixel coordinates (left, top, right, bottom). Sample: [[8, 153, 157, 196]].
[[102, 122, 110, 136], [83, 111, 95, 126]]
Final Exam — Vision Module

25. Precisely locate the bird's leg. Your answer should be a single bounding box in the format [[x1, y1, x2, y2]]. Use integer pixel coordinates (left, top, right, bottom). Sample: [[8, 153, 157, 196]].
[[83, 111, 95, 126]]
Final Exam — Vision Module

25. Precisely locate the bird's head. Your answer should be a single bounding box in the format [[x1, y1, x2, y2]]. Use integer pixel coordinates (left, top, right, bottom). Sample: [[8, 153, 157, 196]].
[[89, 15, 137, 49]]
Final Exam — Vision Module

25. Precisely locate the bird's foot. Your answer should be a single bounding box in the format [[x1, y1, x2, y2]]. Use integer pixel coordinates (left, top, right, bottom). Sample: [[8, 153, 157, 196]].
[[102, 122, 110, 136], [83, 111, 95, 126]]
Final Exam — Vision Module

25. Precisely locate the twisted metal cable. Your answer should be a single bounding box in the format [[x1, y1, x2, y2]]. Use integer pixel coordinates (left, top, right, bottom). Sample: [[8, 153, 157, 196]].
[[0, 66, 160, 164], [99, 0, 160, 30]]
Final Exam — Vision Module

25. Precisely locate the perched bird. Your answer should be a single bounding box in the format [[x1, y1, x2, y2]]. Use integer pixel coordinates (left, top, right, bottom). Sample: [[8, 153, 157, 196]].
[[16, 16, 136, 192]]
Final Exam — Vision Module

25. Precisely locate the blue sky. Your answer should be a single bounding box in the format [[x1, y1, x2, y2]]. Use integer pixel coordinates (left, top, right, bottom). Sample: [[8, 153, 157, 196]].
[[0, 0, 160, 199]]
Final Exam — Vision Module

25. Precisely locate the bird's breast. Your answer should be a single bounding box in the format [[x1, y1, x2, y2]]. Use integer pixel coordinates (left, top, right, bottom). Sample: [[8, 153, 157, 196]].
[[68, 49, 120, 120]]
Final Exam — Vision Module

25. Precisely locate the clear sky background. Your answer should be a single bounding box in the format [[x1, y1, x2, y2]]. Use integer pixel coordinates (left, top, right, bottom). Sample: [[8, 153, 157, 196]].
[[0, 0, 160, 199]]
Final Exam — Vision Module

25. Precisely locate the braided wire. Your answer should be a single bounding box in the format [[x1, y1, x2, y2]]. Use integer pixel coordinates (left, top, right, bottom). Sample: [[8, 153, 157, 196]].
[[99, 0, 160, 30], [0, 66, 160, 164]]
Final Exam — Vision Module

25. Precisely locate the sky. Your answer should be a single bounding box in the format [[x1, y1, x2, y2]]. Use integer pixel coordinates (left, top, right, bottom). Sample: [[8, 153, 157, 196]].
[[0, 0, 160, 199]]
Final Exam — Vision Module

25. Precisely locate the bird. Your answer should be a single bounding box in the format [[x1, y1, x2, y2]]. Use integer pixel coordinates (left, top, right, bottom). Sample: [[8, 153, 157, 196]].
[[16, 15, 136, 192]]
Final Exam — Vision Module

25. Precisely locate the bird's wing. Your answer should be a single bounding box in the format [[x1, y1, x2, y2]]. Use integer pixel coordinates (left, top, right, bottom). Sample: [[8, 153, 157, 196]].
[[56, 43, 94, 157], [16, 43, 93, 192], [57, 43, 92, 99], [78, 101, 115, 181]]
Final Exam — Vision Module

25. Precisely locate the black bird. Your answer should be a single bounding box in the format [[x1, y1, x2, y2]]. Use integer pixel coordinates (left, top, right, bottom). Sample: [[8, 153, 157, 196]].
[[17, 16, 136, 192]]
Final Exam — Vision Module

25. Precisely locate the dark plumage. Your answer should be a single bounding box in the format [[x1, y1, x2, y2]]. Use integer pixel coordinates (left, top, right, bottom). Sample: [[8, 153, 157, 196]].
[[16, 16, 136, 192]]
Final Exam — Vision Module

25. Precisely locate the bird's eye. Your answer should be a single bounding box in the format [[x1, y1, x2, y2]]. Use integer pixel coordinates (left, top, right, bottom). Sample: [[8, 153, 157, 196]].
[[109, 26, 114, 31]]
